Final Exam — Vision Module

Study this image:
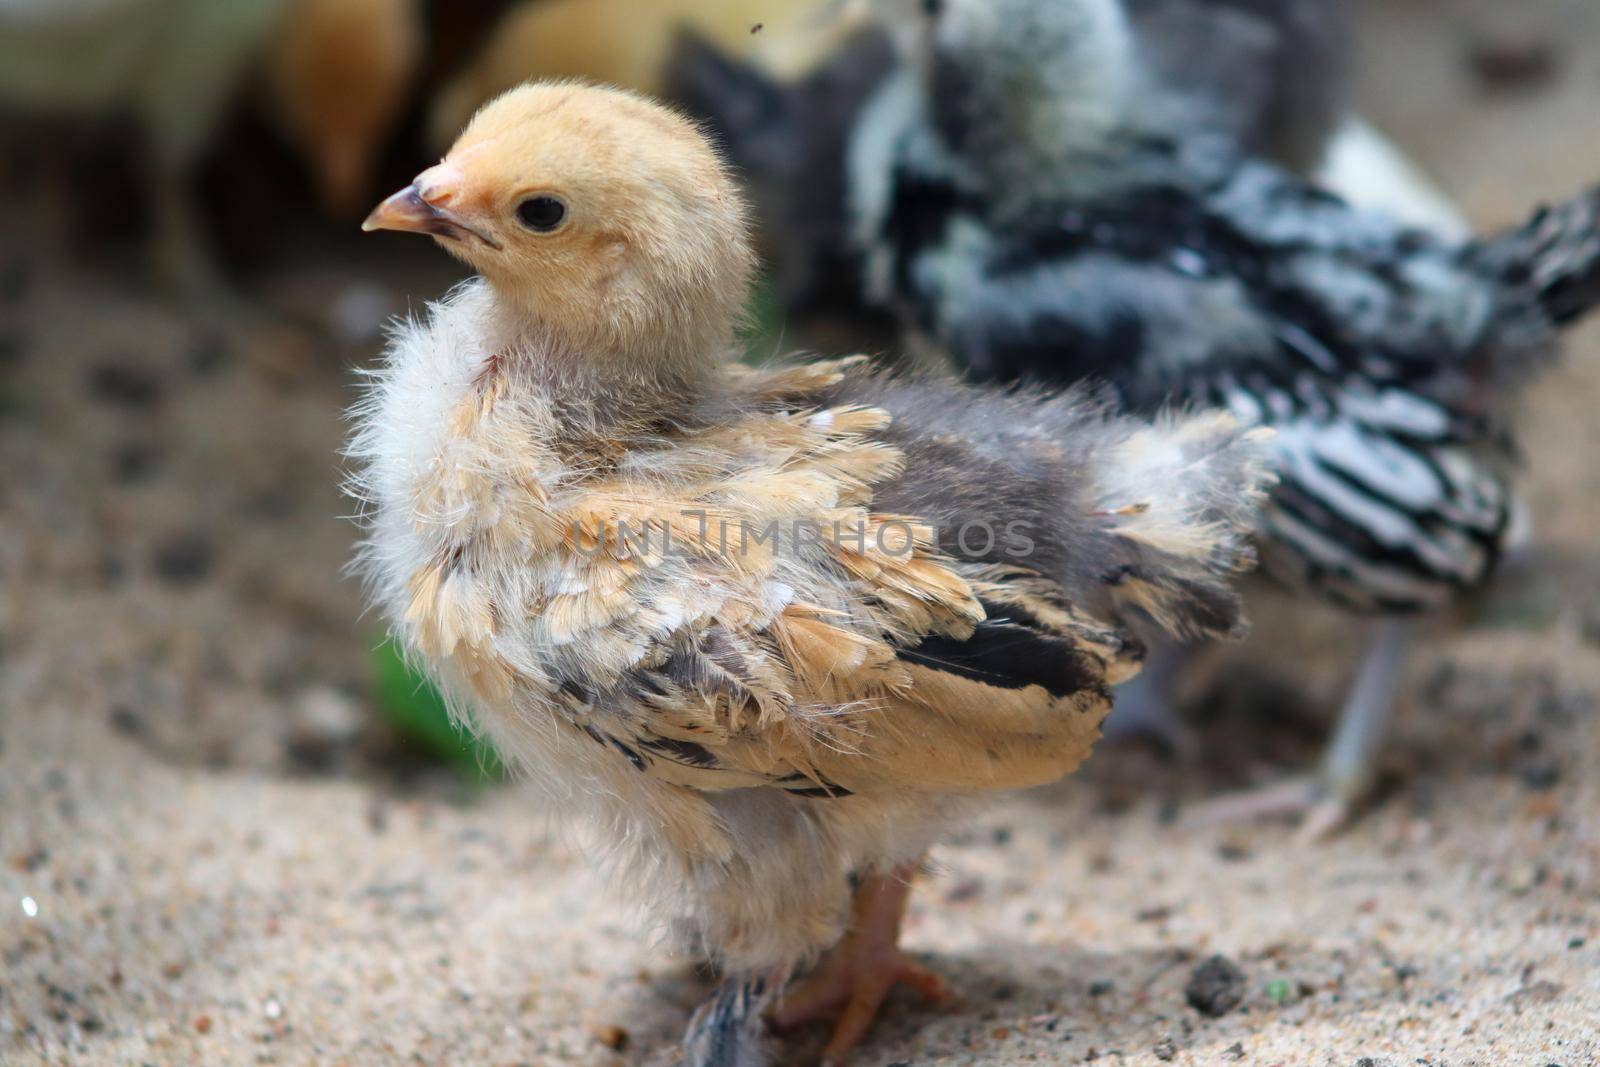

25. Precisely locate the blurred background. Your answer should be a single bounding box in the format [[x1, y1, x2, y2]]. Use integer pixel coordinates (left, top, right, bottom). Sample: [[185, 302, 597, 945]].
[[2, 1, 1598, 1064]]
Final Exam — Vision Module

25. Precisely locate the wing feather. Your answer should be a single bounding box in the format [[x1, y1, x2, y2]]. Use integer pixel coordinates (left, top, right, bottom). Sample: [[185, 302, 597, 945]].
[[526, 368, 1133, 797]]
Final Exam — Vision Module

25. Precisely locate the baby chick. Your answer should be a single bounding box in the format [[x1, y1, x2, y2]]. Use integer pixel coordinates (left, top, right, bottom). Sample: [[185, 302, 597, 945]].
[[351, 81, 1274, 1065], [264, 0, 424, 218], [847, 0, 1600, 836], [0, 0, 291, 295], [673, 0, 1461, 341], [668, 22, 898, 320], [426, 0, 854, 151], [0, 0, 426, 295]]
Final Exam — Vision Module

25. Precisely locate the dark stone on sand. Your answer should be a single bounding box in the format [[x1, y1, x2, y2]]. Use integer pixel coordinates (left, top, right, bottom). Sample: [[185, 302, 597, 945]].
[[88, 360, 163, 408], [152, 533, 214, 585], [1185, 955, 1246, 1017]]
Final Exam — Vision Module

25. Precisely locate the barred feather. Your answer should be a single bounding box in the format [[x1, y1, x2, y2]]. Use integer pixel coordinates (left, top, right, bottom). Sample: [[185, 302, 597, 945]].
[[845, 0, 1600, 617]]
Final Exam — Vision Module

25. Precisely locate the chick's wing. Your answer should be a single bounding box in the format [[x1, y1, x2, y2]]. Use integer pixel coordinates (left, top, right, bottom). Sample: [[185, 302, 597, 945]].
[[475, 359, 1124, 798]]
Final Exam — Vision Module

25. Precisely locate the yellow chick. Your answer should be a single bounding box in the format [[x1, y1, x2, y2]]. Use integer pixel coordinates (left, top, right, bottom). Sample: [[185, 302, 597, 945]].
[[427, 0, 857, 148], [352, 81, 1274, 1066], [265, 0, 424, 218]]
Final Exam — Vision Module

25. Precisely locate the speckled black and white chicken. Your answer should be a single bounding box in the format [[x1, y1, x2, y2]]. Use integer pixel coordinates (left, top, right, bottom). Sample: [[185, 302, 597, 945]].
[[839, 0, 1600, 836], [669, 0, 1464, 324]]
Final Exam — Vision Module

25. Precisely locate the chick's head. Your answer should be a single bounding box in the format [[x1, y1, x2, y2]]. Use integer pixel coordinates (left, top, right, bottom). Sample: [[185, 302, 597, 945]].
[[366, 81, 755, 373], [870, 0, 1133, 199], [872, 0, 1125, 62]]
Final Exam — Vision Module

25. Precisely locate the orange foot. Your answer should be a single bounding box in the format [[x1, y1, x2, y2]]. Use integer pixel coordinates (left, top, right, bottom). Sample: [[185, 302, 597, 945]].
[[770, 866, 953, 1065]]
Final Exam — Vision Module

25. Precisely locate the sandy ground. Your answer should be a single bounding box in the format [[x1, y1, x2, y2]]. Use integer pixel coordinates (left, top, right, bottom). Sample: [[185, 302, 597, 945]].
[[4, 2, 1600, 1065]]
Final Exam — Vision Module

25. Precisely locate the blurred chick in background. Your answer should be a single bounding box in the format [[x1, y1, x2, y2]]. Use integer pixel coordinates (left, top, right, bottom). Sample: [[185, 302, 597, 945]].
[[265, 0, 423, 219], [672, 0, 1465, 329], [353, 81, 1273, 1066], [846, 0, 1600, 837], [0, 0, 291, 295], [427, 0, 855, 150], [670, 21, 897, 325], [0, 0, 426, 299]]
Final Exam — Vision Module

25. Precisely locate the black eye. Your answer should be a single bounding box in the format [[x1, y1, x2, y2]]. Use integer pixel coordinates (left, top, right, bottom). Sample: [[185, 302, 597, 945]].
[[516, 196, 567, 232]]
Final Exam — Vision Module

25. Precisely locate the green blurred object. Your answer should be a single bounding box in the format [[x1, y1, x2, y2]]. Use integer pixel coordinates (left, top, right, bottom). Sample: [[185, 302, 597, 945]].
[[739, 275, 787, 365], [1264, 979, 1292, 1005], [370, 639, 503, 780]]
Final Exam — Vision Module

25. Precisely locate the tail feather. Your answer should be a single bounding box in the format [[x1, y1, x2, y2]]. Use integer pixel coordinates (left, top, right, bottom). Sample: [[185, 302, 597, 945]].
[[1483, 185, 1600, 327], [1091, 411, 1277, 641]]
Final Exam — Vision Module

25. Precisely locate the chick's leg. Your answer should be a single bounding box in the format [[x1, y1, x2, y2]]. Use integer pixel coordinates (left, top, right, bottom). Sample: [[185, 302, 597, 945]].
[[1186, 620, 1410, 842], [1308, 619, 1411, 834], [771, 864, 951, 1065], [147, 158, 229, 306], [684, 970, 785, 1067]]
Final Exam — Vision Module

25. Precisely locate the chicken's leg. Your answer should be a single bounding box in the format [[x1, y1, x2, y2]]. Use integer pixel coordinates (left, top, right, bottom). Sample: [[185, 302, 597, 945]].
[[770, 864, 952, 1065], [1186, 620, 1409, 841]]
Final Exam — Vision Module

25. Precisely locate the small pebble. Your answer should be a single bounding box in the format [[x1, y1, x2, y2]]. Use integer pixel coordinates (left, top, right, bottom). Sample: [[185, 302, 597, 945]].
[[1504, 863, 1547, 895], [590, 1023, 629, 1051], [944, 877, 983, 903], [1468, 33, 1558, 90], [1216, 841, 1252, 863], [1185, 955, 1246, 1017], [262, 997, 283, 1021], [285, 686, 365, 768], [152, 533, 214, 585], [10, 848, 47, 872], [194, 1015, 212, 1034], [1519, 758, 1562, 791], [1510, 979, 1563, 1004], [20, 896, 38, 918], [109, 706, 146, 738], [88, 360, 163, 408]]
